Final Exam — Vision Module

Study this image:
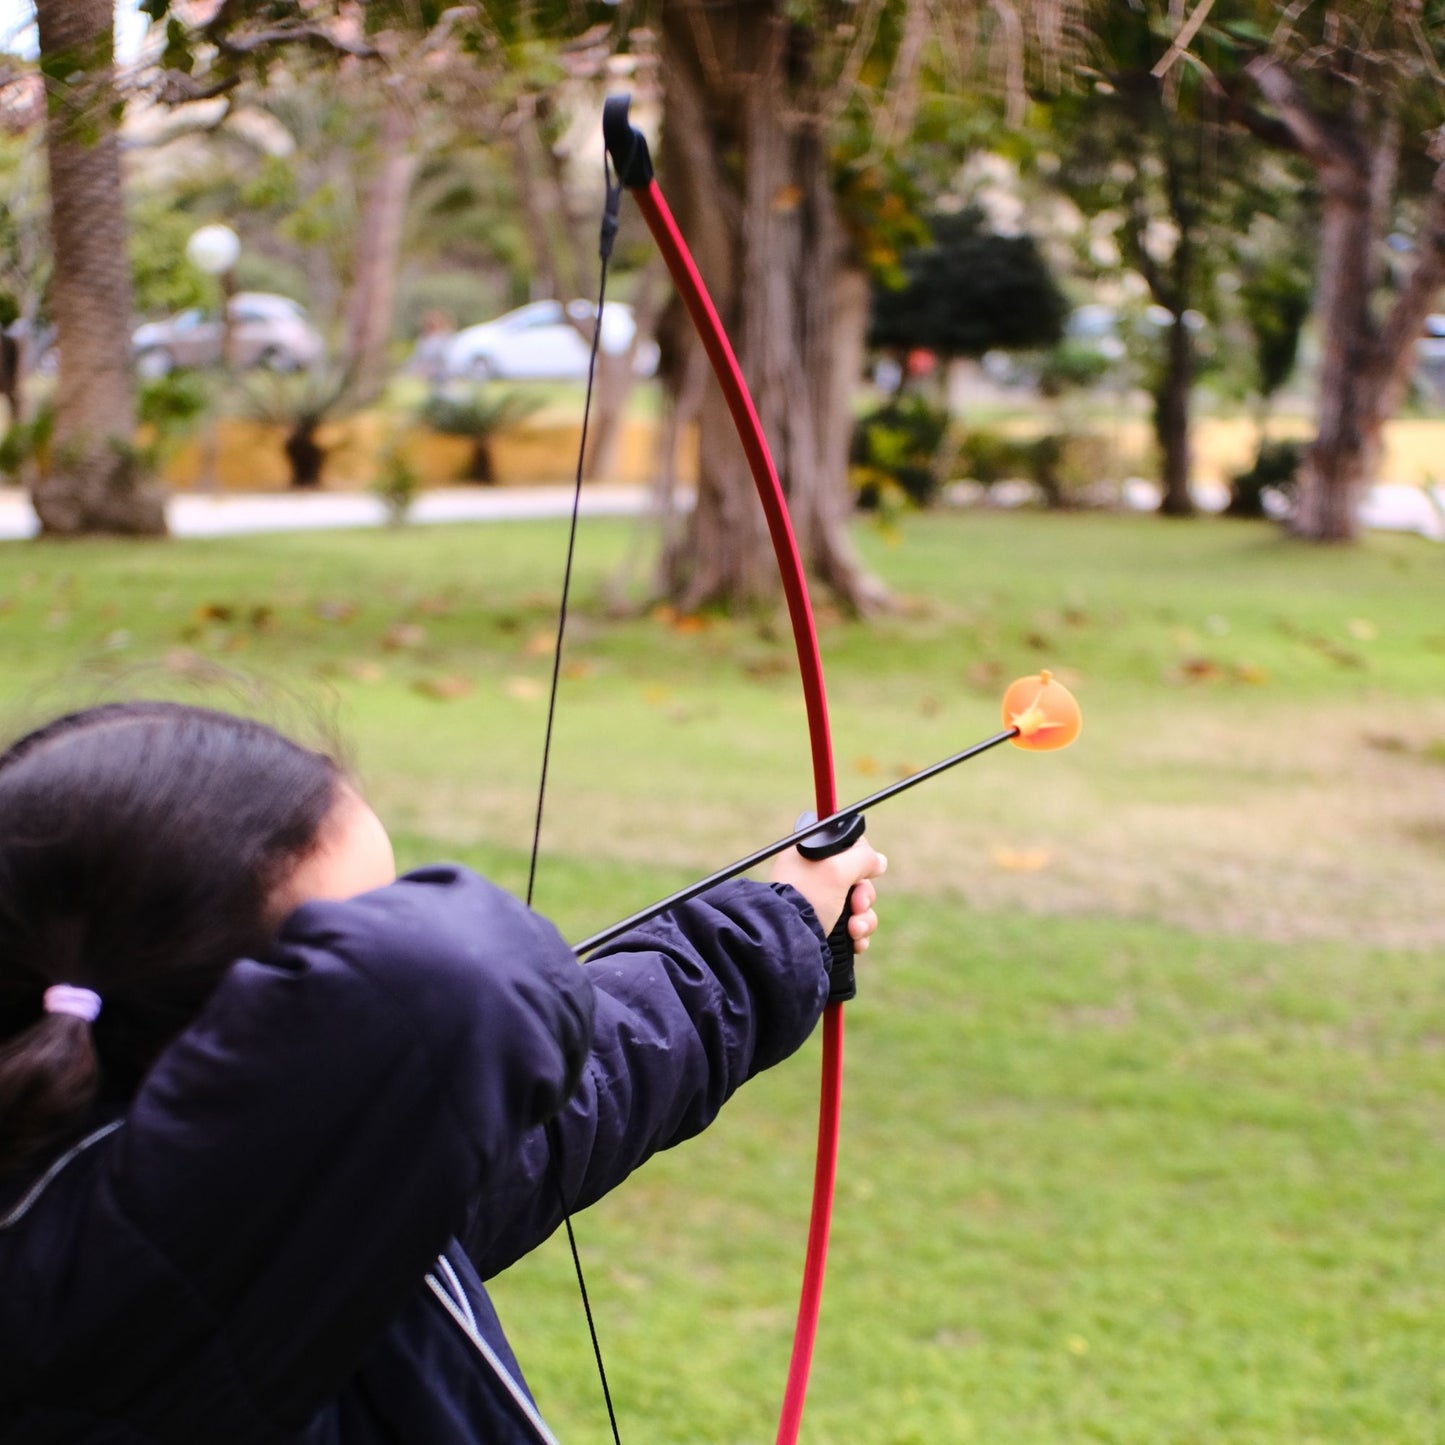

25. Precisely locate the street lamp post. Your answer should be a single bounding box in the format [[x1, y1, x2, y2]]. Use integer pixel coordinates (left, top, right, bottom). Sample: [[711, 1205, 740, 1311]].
[[185, 224, 240, 493]]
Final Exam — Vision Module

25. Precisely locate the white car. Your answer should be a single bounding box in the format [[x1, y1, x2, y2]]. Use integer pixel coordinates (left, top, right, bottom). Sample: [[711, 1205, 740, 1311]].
[[1418, 314, 1445, 401], [441, 300, 659, 383]]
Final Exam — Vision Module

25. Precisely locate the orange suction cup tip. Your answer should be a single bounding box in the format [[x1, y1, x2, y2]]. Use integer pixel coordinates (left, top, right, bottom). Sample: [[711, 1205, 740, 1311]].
[[1002, 670, 1082, 752]]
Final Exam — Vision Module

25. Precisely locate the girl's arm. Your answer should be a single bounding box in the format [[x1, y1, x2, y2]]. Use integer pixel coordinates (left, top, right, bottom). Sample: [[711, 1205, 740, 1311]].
[[103, 865, 593, 1428], [466, 875, 832, 1277]]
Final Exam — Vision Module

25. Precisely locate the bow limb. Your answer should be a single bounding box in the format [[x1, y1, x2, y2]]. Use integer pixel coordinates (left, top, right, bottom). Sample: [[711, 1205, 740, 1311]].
[[604, 96, 842, 1445]]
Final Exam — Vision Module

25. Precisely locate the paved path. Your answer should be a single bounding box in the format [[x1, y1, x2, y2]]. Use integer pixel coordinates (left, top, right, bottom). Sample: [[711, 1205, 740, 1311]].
[[0, 480, 1439, 541], [0, 484, 653, 540]]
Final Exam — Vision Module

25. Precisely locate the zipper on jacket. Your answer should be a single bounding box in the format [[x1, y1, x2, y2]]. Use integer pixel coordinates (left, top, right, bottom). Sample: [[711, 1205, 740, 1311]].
[[0, 1121, 124, 1230], [425, 1254, 564, 1445]]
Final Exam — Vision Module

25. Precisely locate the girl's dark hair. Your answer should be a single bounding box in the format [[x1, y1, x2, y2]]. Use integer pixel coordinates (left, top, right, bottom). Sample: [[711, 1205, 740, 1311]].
[[0, 702, 344, 1175]]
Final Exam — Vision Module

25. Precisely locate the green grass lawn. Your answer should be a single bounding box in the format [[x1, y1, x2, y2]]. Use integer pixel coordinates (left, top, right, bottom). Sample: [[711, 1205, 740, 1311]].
[[1, 510, 1443, 1441]]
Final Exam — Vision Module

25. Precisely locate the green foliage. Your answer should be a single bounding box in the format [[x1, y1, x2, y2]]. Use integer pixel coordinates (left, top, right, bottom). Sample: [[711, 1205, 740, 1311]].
[[418, 386, 539, 440], [419, 385, 540, 485], [833, 157, 931, 288], [243, 368, 350, 430], [135, 371, 210, 468], [869, 207, 1067, 359], [0, 401, 52, 479], [129, 193, 214, 317], [849, 395, 952, 508], [1037, 338, 1115, 397], [371, 438, 421, 526], [1237, 250, 1314, 404], [1226, 439, 1304, 519]]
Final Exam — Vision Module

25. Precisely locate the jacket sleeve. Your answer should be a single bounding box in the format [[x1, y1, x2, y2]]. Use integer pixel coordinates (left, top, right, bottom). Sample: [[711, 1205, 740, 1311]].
[[465, 878, 829, 1278], [104, 864, 594, 1428]]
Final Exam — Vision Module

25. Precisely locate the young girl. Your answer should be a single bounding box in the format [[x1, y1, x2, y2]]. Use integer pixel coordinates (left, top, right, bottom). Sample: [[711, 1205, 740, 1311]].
[[0, 701, 884, 1443]]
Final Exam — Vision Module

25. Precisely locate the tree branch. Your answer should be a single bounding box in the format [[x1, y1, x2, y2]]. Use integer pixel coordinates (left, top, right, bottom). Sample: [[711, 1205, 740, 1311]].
[[212, 25, 378, 61], [1371, 149, 1445, 417], [1244, 55, 1368, 188], [1151, 0, 1217, 80]]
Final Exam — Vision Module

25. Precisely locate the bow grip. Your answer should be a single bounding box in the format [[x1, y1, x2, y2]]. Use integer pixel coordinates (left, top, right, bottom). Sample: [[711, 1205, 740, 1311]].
[[795, 811, 865, 1003], [602, 94, 654, 188]]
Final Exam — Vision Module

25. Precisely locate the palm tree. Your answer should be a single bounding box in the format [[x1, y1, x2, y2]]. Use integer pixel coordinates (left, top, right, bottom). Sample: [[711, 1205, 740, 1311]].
[[33, 0, 165, 534]]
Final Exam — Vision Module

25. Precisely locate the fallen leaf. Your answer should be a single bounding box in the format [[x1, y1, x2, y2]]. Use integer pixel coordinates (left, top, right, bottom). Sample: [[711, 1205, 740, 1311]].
[[1234, 663, 1269, 685], [315, 599, 358, 623], [1363, 732, 1409, 754], [524, 631, 556, 657], [1346, 618, 1378, 641], [992, 845, 1052, 872], [382, 622, 427, 651], [346, 660, 385, 684], [163, 647, 225, 679], [504, 676, 544, 702], [196, 602, 234, 622], [853, 755, 882, 776], [414, 675, 473, 701]]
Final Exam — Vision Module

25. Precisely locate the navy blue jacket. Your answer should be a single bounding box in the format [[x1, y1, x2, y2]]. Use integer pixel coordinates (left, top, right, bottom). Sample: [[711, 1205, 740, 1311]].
[[0, 865, 830, 1443]]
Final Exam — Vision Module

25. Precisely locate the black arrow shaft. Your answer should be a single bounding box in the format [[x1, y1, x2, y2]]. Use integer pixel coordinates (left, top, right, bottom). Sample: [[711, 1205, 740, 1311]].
[[573, 727, 1018, 955]]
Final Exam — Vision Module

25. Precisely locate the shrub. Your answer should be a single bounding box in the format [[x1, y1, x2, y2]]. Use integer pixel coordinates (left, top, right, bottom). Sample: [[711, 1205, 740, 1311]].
[[419, 386, 539, 485], [849, 396, 952, 509], [1227, 439, 1303, 519], [137, 372, 209, 469], [956, 428, 1114, 510]]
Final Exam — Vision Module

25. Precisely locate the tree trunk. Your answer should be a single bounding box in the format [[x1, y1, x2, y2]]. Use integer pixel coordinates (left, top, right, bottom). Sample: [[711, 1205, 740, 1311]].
[[1153, 312, 1194, 516], [583, 260, 665, 484], [658, 1, 885, 614], [343, 98, 418, 403], [284, 423, 326, 488], [1248, 59, 1445, 543], [1295, 170, 1376, 541], [33, 0, 165, 536]]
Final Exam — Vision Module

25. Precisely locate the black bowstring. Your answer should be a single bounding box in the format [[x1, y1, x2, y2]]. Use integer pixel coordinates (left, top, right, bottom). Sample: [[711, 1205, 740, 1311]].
[[526, 153, 625, 1445]]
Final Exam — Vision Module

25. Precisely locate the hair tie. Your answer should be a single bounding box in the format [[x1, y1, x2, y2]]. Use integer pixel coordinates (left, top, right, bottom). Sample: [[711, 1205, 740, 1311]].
[[43, 985, 102, 1023]]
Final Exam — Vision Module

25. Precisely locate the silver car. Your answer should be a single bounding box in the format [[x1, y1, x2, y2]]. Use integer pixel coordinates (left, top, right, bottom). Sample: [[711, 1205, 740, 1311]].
[[132, 293, 324, 378]]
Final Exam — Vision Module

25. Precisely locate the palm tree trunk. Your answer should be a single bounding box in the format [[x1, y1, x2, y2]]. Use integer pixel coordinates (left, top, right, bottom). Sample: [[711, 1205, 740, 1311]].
[[33, 0, 164, 535]]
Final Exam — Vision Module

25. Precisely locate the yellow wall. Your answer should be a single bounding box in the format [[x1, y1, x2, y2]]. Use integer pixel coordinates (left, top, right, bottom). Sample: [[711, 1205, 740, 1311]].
[[161, 411, 1439, 493], [164, 415, 696, 491]]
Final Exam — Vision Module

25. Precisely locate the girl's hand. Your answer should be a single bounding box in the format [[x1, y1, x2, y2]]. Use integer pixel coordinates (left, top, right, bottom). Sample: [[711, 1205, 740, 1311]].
[[769, 836, 887, 954]]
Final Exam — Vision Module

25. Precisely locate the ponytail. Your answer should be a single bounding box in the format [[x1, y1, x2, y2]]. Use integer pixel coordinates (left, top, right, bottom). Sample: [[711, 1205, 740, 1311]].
[[0, 1013, 99, 1175]]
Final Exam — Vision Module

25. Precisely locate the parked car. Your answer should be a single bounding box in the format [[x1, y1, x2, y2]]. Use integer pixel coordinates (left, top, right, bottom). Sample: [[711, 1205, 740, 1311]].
[[132, 293, 324, 378], [441, 300, 659, 383], [1418, 313, 1445, 402]]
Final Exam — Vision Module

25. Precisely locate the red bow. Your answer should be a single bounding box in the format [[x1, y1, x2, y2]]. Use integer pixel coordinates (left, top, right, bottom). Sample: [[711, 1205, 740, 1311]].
[[603, 94, 843, 1445]]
